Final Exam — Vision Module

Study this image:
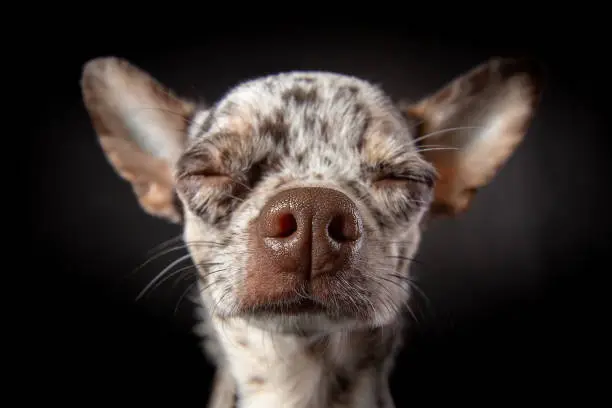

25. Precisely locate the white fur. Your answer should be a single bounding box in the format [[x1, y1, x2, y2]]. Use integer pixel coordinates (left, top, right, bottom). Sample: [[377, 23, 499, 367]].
[[196, 304, 392, 408]]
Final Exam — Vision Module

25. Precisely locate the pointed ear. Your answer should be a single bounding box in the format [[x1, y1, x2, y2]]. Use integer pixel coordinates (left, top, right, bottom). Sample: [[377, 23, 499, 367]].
[[81, 57, 197, 223], [399, 57, 544, 216]]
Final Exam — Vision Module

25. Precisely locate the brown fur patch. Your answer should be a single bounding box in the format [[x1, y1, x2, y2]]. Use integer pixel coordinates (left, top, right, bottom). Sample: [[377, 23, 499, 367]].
[[259, 111, 288, 144], [330, 370, 354, 404], [248, 376, 265, 385], [281, 87, 319, 105]]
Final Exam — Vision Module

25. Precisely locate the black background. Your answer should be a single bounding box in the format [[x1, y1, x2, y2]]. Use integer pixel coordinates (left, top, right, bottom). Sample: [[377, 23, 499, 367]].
[[30, 16, 607, 405]]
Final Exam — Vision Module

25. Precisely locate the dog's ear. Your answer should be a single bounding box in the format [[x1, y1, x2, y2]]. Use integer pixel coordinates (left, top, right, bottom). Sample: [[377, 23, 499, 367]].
[[81, 57, 197, 223], [399, 58, 544, 216]]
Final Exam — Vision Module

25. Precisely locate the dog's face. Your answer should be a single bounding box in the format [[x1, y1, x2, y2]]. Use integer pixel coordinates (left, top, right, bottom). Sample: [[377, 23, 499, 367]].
[[81, 58, 542, 334]]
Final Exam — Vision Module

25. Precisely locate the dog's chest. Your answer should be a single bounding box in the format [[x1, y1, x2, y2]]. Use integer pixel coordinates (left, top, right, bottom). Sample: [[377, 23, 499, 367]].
[[211, 317, 383, 408]]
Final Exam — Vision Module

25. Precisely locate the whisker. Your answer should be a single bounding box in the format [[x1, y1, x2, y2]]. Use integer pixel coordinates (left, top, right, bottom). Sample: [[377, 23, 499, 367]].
[[174, 283, 197, 315], [223, 192, 245, 202], [146, 235, 183, 256], [197, 267, 229, 282], [229, 178, 253, 192], [135, 254, 192, 301], [387, 273, 432, 308], [183, 239, 234, 247], [371, 277, 413, 323], [373, 275, 420, 325], [149, 263, 196, 293], [386, 255, 426, 266], [368, 239, 414, 243], [415, 147, 461, 153], [197, 268, 230, 294], [171, 265, 198, 288], [153, 260, 222, 291], [127, 245, 191, 279], [415, 144, 452, 149], [411, 125, 483, 145], [170, 261, 222, 289]]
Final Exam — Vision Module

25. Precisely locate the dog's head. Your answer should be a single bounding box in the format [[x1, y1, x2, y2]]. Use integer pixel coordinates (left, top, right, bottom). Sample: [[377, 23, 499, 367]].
[[81, 57, 542, 334]]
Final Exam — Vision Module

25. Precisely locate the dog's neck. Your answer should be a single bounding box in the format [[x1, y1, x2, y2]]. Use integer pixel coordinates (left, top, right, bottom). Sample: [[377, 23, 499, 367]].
[[201, 310, 402, 408]]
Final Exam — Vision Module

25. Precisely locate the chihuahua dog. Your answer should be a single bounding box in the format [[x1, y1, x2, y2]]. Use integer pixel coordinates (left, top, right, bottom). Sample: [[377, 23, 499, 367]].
[[81, 56, 542, 408]]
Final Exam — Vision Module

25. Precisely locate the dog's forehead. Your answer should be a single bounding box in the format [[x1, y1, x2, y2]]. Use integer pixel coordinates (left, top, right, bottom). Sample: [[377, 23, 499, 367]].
[[221, 71, 388, 114], [189, 71, 418, 162]]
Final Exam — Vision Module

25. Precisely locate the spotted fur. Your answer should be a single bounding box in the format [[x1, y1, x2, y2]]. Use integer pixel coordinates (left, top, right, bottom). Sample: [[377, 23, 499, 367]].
[[80, 57, 543, 408]]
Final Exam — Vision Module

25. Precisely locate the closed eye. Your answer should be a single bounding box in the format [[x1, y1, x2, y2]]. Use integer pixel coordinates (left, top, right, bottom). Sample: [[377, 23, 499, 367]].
[[181, 170, 234, 187], [176, 149, 236, 187], [373, 173, 436, 189]]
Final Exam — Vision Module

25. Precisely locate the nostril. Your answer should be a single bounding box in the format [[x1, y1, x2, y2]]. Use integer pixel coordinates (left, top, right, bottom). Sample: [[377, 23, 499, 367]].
[[327, 214, 360, 242], [274, 213, 298, 238]]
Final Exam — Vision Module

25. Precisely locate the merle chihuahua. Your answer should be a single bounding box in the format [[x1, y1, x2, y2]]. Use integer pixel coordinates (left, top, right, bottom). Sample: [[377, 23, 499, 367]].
[[81, 56, 542, 408]]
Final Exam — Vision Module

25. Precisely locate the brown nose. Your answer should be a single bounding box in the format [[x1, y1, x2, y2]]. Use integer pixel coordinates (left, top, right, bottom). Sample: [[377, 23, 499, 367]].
[[255, 187, 364, 279]]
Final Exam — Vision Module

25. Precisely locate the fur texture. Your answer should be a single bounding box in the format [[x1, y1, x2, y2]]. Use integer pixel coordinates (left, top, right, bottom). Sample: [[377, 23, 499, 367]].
[[80, 57, 543, 408]]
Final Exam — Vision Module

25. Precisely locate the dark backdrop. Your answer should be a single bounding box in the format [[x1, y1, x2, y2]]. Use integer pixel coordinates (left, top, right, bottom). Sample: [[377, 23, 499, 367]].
[[30, 20, 607, 405]]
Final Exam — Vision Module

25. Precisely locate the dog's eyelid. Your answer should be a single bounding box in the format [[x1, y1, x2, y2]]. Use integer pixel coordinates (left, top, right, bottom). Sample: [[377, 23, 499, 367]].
[[177, 166, 229, 179], [176, 166, 236, 187], [185, 169, 226, 177], [373, 169, 437, 188], [373, 176, 424, 190], [404, 172, 436, 187]]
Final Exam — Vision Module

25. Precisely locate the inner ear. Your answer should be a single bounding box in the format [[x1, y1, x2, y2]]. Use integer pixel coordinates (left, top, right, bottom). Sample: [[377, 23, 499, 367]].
[[81, 57, 198, 223], [399, 57, 544, 216]]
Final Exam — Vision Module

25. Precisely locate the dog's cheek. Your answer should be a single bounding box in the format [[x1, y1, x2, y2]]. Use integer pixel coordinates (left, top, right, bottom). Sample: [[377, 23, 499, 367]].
[[184, 212, 220, 258], [367, 226, 422, 324], [216, 206, 259, 305]]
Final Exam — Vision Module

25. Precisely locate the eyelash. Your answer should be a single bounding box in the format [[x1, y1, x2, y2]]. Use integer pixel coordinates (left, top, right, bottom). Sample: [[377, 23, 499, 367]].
[[373, 173, 435, 188], [383, 174, 427, 183]]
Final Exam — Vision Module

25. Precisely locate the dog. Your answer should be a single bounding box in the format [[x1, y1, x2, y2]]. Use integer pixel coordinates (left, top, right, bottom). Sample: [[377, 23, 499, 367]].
[[80, 56, 543, 408]]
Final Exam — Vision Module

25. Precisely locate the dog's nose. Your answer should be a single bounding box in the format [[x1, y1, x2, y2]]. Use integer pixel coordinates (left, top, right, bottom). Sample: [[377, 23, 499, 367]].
[[256, 187, 363, 278]]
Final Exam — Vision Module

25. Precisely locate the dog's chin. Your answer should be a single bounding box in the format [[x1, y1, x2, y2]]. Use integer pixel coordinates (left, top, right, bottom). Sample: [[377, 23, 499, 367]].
[[245, 312, 366, 335], [234, 298, 368, 335]]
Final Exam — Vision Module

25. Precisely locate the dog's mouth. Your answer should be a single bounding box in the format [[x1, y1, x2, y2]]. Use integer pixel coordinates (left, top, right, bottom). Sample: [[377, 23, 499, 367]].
[[247, 297, 327, 316], [237, 277, 367, 321]]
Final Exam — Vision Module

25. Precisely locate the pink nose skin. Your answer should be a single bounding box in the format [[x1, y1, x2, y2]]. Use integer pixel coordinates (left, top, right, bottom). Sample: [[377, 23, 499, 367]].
[[255, 187, 364, 279]]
